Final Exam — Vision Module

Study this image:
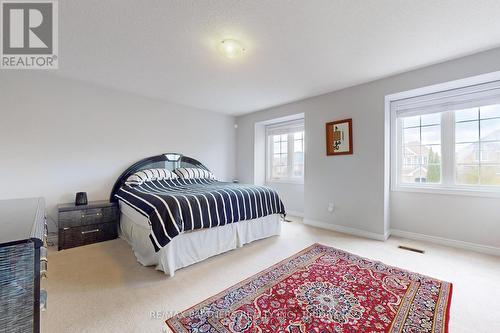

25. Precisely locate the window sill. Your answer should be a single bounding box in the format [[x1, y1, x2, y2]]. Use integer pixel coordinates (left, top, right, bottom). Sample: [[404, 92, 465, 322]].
[[266, 179, 304, 185], [392, 184, 500, 198]]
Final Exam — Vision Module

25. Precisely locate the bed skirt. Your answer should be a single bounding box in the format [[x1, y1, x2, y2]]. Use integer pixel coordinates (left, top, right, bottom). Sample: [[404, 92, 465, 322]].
[[119, 209, 282, 276]]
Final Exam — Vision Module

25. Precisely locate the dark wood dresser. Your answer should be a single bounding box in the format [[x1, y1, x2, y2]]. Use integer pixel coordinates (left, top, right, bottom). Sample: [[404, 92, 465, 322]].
[[0, 197, 47, 333], [58, 200, 119, 250]]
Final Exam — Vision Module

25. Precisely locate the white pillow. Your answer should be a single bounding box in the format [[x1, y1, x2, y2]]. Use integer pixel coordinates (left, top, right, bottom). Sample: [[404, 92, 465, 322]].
[[174, 167, 216, 180], [125, 168, 178, 186]]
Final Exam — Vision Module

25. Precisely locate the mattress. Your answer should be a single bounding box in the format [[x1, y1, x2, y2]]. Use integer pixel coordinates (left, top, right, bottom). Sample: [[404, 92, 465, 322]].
[[119, 199, 150, 229]]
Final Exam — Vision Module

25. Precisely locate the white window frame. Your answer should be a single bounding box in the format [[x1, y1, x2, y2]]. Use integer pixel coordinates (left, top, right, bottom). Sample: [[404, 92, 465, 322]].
[[387, 70, 500, 198], [266, 119, 304, 184]]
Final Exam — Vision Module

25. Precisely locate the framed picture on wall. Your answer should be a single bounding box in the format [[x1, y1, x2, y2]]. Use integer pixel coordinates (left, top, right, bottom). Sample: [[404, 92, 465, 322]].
[[326, 118, 353, 156]]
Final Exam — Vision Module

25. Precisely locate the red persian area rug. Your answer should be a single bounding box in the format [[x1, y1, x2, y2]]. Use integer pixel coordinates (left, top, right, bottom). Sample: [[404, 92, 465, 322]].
[[166, 244, 452, 333]]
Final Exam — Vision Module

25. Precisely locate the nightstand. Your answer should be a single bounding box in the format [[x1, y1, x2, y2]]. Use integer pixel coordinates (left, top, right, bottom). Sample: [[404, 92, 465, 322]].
[[58, 200, 119, 250]]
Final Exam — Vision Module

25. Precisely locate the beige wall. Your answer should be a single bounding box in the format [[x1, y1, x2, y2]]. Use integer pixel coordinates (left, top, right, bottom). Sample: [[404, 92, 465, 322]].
[[0, 72, 236, 230]]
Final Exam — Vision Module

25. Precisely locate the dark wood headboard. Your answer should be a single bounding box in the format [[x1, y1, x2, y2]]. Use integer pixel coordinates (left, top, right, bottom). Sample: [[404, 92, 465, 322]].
[[109, 153, 209, 202]]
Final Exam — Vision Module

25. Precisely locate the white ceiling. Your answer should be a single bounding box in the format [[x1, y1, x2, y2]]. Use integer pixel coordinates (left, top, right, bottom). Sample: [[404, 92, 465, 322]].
[[54, 0, 500, 115]]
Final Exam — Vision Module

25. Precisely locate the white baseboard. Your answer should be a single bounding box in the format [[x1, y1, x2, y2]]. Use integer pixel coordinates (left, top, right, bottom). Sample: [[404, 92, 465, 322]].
[[303, 219, 389, 241], [286, 210, 304, 218], [391, 229, 500, 257]]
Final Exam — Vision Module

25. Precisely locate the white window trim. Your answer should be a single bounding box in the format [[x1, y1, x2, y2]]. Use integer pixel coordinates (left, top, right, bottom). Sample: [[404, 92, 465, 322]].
[[386, 70, 500, 198], [266, 120, 304, 184]]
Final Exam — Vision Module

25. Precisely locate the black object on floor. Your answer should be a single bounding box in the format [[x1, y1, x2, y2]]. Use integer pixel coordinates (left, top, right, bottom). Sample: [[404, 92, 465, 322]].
[[398, 245, 425, 254]]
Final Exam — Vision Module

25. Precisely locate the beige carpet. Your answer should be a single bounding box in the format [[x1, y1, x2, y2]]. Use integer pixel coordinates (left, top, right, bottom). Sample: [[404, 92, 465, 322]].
[[41, 217, 500, 332]]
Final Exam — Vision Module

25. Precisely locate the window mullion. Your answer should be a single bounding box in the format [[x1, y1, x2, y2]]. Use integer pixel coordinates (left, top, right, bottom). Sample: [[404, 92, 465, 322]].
[[441, 111, 455, 186], [478, 107, 482, 184], [267, 134, 273, 181]]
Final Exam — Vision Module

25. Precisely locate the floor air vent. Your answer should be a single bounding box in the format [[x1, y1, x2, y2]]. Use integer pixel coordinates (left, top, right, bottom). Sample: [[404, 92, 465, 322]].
[[398, 245, 425, 254]]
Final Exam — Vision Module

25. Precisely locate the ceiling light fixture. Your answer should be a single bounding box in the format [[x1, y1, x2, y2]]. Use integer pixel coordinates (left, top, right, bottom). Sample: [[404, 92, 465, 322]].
[[217, 39, 245, 59]]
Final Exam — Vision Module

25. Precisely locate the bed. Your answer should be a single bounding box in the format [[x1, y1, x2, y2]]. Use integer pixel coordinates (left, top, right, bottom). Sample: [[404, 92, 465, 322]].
[[110, 153, 286, 276]]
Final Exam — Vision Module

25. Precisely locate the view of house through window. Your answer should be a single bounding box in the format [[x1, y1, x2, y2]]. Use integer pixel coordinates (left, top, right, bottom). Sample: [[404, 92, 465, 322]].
[[397, 104, 500, 187], [272, 134, 289, 178], [401, 113, 441, 183], [455, 105, 500, 185], [267, 120, 304, 182]]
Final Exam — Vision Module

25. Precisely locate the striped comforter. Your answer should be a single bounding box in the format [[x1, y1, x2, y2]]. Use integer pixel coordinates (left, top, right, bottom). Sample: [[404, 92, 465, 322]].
[[115, 178, 286, 251]]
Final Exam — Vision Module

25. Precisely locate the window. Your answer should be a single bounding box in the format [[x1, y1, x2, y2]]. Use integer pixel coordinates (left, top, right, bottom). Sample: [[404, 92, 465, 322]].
[[400, 113, 441, 184], [455, 106, 500, 185], [391, 75, 500, 194], [266, 120, 304, 183]]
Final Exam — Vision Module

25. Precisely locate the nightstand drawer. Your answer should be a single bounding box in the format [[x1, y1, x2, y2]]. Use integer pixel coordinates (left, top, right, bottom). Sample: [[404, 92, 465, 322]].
[[59, 206, 118, 228], [59, 222, 118, 250]]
